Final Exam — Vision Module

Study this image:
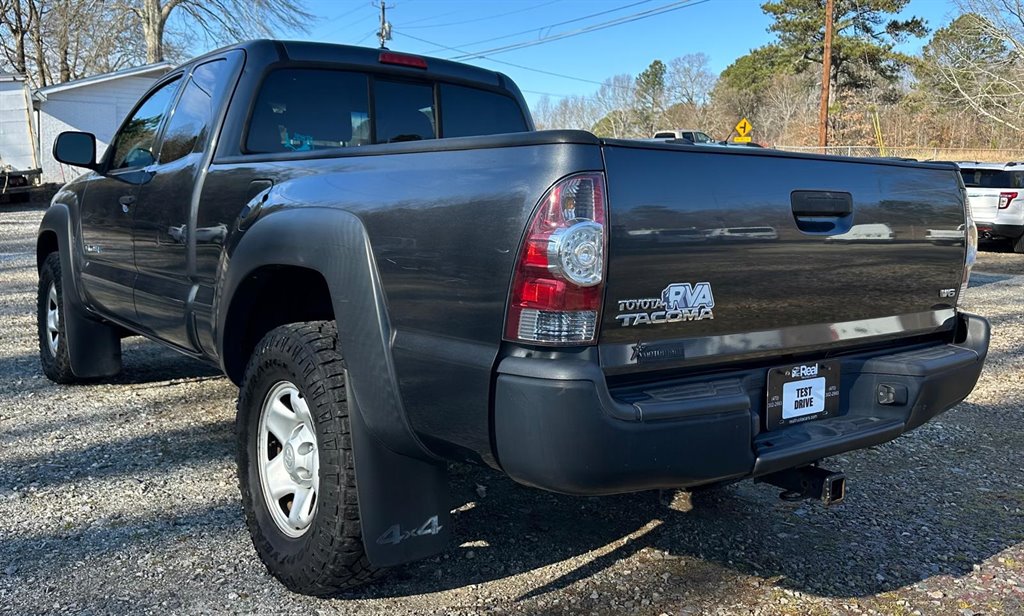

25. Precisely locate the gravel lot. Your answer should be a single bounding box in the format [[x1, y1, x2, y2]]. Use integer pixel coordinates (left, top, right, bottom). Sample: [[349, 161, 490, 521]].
[[1, 204, 1022, 615]]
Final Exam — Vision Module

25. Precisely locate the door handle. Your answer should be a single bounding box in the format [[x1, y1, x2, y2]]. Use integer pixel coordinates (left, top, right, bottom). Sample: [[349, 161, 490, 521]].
[[119, 195, 136, 213], [791, 191, 853, 235], [791, 191, 853, 217]]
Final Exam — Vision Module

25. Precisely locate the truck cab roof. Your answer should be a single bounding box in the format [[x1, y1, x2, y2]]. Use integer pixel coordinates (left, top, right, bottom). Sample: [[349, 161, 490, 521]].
[[189, 39, 513, 92]]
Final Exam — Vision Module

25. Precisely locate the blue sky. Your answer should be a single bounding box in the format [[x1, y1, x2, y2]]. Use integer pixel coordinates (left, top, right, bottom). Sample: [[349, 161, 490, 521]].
[[284, 0, 963, 107]]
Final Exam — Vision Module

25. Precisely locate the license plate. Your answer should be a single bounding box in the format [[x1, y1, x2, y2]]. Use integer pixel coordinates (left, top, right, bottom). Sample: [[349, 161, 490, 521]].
[[765, 360, 840, 430]]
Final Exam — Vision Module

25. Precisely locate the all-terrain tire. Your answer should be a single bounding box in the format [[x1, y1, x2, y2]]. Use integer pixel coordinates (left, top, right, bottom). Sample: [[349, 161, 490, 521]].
[[237, 321, 382, 596], [37, 252, 79, 384]]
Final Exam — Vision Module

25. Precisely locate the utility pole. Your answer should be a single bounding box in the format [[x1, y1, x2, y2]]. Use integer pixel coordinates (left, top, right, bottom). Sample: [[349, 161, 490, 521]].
[[818, 0, 834, 151], [374, 2, 393, 49]]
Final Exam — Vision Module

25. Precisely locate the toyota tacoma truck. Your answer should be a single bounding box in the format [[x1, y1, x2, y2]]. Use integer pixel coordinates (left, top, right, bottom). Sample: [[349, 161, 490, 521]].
[[36, 40, 989, 595]]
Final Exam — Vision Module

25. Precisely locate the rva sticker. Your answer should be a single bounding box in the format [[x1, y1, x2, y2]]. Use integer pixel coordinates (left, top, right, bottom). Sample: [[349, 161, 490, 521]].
[[615, 282, 715, 327]]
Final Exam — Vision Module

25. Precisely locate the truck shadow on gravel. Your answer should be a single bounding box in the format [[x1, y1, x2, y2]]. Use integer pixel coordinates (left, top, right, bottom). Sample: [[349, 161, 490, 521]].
[[0, 342, 223, 391], [357, 413, 1022, 602]]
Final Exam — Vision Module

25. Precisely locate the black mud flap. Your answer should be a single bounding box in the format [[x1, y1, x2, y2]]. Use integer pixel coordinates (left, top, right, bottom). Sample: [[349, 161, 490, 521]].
[[349, 386, 451, 568], [59, 252, 121, 379]]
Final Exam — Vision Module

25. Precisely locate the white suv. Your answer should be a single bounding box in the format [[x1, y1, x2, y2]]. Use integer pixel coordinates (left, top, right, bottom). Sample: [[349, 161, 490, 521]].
[[958, 162, 1024, 253]]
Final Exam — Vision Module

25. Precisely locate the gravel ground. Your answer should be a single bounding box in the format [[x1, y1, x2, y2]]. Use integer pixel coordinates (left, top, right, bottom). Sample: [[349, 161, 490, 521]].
[[1, 204, 1022, 615]]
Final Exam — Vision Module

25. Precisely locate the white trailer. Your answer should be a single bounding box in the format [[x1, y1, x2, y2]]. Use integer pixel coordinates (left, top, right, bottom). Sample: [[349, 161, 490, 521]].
[[0, 72, 40, 202]]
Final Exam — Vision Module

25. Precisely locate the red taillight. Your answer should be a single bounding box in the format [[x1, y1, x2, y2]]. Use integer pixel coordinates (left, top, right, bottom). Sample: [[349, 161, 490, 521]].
[[998, 191, 1018, 209], [379, 51, 428, 69], [505, 173, 607, 345]]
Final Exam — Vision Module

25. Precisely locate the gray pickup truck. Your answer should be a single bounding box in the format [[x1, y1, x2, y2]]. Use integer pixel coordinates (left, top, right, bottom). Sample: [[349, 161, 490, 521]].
[[37, 40, 989, 595]]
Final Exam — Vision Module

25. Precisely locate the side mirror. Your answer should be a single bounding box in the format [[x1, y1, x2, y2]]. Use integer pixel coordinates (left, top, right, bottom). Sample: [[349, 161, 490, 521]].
[[53, 131, 98, 170]]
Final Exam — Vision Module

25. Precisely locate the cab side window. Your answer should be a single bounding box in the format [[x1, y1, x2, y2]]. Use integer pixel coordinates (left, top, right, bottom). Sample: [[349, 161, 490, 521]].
[[109, 77, 181, 170], [159, 60, 228, 164]]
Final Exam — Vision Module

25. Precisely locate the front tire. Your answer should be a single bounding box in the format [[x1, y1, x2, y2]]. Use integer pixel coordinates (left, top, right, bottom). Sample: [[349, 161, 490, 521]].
[[237, 321, 380, 595], [37, 253, 77, 383]]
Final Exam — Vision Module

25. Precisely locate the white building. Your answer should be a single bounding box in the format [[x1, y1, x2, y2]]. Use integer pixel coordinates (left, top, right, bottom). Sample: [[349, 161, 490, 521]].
[[33, 62, 172, 184]]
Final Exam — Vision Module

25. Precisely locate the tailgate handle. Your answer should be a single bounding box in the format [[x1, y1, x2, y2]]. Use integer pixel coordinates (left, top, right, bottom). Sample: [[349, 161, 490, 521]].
[[791, 191, 853, 217]]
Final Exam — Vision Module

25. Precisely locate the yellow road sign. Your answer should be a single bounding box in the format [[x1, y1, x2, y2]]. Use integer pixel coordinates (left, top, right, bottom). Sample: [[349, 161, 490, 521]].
[[735, 118, 752, 138], [734, 136, 752, 143]]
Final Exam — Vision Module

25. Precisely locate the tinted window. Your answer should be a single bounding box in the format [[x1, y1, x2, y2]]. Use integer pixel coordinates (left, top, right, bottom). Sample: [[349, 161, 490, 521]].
[[159, 60, 227, 163], [960, 169, 1024, 189], [245, 70, 530, 151], [247, 69, 370, 153], [375, 80, 436, 143], [110, 77, 181, 169], [439, 83, 526, 138]]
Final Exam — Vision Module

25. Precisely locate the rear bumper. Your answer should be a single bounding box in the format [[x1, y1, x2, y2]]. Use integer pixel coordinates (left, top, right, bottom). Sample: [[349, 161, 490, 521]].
[[976, 222, 1024, 240], [493, 312, 989, 495]]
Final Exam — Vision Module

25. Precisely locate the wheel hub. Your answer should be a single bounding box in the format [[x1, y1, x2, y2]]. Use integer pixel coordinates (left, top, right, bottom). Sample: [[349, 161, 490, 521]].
[[46, 282, 60, 357], [256, 381, 320, 538], [283, 426, 316, 484]]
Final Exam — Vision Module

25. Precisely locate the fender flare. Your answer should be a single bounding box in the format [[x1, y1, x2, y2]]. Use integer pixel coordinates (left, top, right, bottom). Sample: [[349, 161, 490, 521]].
[[218, 206, 439, 463], [36, 203, 122, 378], [38, 204, 83, 306]]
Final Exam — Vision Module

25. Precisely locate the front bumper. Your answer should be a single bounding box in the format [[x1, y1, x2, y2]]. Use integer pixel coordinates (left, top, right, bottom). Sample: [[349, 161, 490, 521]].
[[494, 312, 990, 495]]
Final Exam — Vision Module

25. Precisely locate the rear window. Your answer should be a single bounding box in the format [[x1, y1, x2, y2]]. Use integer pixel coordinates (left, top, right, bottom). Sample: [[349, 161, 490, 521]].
[[960, 168, 1024, 189], [246, 68, 527, 153], [246, 69, 370, 153], [375, 79, 436, 143], [440, 83, 527, 138]]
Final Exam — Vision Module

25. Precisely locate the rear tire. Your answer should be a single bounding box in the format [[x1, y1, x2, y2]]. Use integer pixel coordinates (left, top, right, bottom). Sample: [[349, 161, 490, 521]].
[[1013, 234, 1024, 254], [237, 321, 381, 596], [37, 253, 78, 384]]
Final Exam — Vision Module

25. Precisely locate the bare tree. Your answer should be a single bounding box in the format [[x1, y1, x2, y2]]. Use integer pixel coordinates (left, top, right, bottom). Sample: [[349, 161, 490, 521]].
[[592, 74, 637, 138], [128, 0, 313, 63], [660, 53, 719, 134], [928, 5, 1024, 132], [0, 0, 39, 77], [666, 53, 715, 106], [0, 0, 145, 87], [761, 73, 817, 144], [532, 94, 601, 131]]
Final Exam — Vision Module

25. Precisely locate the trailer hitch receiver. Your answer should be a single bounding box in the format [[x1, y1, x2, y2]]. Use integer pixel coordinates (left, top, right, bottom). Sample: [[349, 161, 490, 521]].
[[761, 465, 846, 506]]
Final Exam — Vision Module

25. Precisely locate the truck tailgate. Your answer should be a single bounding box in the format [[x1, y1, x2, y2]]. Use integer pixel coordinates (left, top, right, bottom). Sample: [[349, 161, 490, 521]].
[[599, 142, 967, 373]]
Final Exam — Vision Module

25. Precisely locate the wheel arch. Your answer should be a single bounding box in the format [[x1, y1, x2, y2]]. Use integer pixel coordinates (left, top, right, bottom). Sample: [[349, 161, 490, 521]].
[[36, 229, 59, 271], [218, 206, 438, 463], [221, 264, 335, 384]]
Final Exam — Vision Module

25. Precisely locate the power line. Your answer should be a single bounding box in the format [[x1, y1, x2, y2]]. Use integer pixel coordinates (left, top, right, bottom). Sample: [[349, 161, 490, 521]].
[[399, 7, 465, 27], [434, 0, 657, 55], [402, 0, 566, 30], [521, 89, 576, 99], [393, 31, 621, 91], [449, 0, 710, 61], [316, 2, 372, 32]]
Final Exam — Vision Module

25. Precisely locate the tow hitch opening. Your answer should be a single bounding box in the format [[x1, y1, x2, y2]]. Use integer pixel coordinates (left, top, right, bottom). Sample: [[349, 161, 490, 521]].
[[761, 465, 846, 506]]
